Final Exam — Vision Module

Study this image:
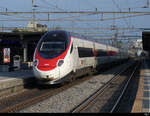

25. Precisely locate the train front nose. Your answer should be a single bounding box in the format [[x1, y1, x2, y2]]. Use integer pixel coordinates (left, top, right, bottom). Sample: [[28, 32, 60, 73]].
[[33, 65, 60, 81]]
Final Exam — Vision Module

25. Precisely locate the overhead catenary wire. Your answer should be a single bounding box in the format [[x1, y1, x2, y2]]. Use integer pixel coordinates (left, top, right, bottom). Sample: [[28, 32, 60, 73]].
[[0, 0, 149, 42], [0, 12, 149, 22], [39, 0, 98, 32], [111, 0, 131, 28]]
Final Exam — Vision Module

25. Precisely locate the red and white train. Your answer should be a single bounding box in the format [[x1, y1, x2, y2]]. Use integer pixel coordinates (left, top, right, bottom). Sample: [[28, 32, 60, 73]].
[[33, 30, 130, 84]]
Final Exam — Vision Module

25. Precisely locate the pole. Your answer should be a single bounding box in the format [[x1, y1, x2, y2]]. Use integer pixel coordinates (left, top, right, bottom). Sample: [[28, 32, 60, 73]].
[[32, 0, 35, 29], [147, 0, 149, 7]]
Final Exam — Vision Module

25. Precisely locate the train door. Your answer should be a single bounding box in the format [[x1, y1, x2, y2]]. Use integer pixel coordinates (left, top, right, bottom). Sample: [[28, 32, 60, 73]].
[[106, 45, 112, 63], [72, 39, 80, 72]]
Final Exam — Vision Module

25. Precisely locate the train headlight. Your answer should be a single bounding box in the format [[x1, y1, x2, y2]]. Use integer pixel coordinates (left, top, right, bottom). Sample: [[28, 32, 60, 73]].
[[33, 59, 38, 67], [57, 59, 64, 67]]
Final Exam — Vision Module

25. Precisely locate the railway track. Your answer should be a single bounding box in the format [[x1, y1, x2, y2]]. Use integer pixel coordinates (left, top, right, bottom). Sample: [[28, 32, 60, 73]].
[[70, 60, 140, 113], [0, 60, 136, 113], [110, 61, 140, 112], [0, 74, 93, 113]]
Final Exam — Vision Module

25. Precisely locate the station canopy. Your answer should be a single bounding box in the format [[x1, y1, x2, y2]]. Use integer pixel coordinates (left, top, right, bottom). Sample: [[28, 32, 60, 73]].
[[0, 32, 45, 42]]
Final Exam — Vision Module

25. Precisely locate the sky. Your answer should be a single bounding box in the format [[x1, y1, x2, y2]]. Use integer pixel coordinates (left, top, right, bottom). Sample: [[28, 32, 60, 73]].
[[0, 0, 150, 41]]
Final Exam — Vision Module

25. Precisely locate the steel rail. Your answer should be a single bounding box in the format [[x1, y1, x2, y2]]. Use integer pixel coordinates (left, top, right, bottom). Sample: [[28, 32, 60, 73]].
[[0, 70, 97, 113], [110, 61, 139, 113], [70, 62, 135, 113]]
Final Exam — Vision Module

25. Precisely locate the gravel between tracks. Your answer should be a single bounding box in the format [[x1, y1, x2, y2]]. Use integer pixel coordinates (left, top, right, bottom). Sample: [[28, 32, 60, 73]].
[[19, 62, 131, 113]]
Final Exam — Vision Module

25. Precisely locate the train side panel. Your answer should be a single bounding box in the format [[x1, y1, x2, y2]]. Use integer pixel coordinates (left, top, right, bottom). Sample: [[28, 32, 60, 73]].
[[71, 37, 96, 71], [94, 42, 108, 65]]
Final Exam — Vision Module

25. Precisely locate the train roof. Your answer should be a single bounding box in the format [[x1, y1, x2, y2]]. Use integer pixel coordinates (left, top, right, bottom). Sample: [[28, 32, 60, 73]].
[[68, 31, 119, 49], [46, 30, 128, 51]]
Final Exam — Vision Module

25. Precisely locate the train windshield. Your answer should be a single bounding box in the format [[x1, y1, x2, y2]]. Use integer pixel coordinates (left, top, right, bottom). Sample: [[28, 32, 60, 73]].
[[37, 31, 69, 59], [40, 42, 65, 51]]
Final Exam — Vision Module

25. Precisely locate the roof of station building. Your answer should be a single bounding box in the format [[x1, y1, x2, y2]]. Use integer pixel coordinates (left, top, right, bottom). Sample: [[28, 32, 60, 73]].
[[0, 32, 46, 41]]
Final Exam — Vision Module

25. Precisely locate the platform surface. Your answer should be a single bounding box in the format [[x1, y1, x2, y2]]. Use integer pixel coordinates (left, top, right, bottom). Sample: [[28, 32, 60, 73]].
[[132, 59, 150, 112], [0, 69, 34, 91], [0, 69, 33, 81], [142, 60, 150, 112]]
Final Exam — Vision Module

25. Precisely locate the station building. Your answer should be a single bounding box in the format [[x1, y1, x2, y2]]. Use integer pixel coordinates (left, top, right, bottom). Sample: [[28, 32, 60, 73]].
[[0, 21, 50, 71], [142, 31, 150, 57], [0, 31, 45, 70]]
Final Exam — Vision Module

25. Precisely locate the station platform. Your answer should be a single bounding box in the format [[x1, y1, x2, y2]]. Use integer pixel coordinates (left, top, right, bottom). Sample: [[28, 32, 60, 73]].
[[132, 59, 150, 112], [0, 69, 34, 97]]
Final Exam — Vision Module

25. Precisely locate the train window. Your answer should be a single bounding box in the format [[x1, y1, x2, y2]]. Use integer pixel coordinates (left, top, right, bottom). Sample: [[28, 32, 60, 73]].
[[97, 50, 107, 56], [37, 31, 70, 59], [40, 42, 65, 51], [93, 49, 107, 57], [78, 47, 94, 57], [70, 44, 73, 54]]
